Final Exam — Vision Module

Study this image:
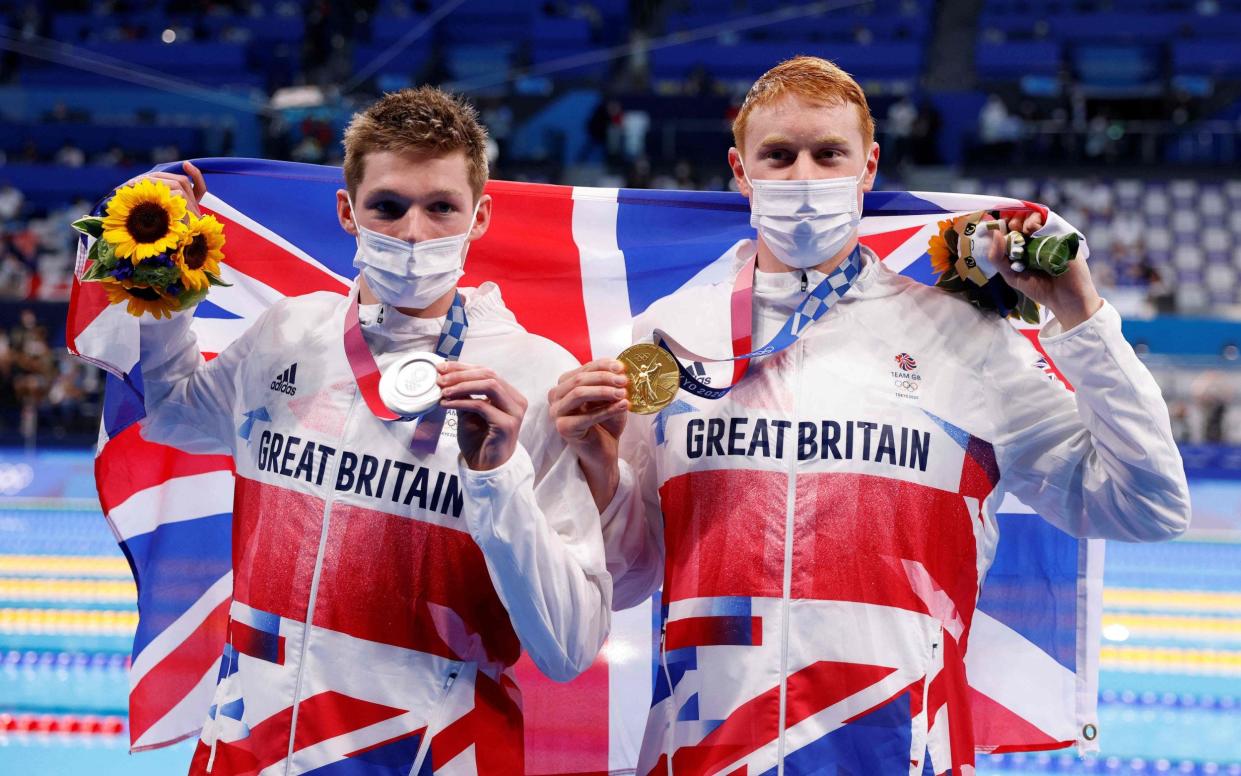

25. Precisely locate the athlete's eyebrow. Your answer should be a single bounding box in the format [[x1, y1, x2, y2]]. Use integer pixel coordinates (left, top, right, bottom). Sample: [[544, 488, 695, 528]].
[[755, 133, 851, 149]]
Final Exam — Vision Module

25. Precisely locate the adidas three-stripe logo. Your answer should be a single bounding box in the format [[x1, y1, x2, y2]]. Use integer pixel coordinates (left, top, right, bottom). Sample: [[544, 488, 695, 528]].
[[270, 363, 298, 396]]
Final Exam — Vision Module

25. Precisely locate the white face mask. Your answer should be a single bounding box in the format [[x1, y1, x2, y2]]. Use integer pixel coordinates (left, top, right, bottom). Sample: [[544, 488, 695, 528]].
[[744, 167, 864, 269], [349, 196, 481, 309]]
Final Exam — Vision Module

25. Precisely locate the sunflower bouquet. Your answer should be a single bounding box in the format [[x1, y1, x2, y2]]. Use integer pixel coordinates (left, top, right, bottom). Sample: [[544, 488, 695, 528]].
[[72, 178, 229, 319], [927, 211, 1080, 325]]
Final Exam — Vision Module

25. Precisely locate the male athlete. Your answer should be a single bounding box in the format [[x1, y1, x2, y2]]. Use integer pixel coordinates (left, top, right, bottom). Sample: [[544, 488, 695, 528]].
[[550, 57, 1190, 774], [133, 87, 612, 775]]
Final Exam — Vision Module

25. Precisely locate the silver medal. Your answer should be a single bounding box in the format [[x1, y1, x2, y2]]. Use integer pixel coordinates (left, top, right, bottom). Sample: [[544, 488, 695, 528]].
[[378, 351, 445, 420]]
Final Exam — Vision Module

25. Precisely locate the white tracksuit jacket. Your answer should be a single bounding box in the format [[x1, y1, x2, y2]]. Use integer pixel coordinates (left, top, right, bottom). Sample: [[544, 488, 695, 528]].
[[138, 282, 611, 776], [603, 242, 1190, 775]]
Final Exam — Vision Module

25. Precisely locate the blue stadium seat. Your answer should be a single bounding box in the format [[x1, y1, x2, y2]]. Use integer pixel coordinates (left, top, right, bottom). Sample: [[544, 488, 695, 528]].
[[1173, 41, 1241, 76], [976, 41, 1060, 78]]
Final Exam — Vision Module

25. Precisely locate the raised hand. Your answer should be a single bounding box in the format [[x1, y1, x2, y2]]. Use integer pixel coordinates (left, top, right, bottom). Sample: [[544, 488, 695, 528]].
[[548, 359, 629, 510], [992, 210, 1103, 330], [437, 361, 529, 471]]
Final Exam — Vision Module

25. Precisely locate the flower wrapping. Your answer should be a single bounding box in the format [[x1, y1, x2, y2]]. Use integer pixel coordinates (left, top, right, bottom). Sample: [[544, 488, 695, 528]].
[[928, 210, 1080, 325], [71, 178, 229, 319]]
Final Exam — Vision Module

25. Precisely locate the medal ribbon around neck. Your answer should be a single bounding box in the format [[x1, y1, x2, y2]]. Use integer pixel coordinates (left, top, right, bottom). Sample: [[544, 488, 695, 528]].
[[343, 286, 468, 451], [654, 245, 862, 401]]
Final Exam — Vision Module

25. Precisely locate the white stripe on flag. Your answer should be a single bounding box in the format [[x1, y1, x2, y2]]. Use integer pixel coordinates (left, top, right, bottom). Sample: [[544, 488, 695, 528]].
[[1075, 538, 1105, 753], [571, 187, 635, 359], [187, 266, 291, 355], [202, 193, 351, 287], [129, 571, 232, 685], [73, 301, 140, 378], [965, 610, 1077, 743], [872, 221, 941, 275], [109, 470, 237, 543], [607, 596, 653, 772], [997, 491, 1038, 514], [131, 660, 219, 752]]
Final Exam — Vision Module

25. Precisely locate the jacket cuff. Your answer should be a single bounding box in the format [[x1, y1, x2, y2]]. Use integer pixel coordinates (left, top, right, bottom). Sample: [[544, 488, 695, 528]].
[[459, 445, 535, 543], [1039, 299, 1119, 345]]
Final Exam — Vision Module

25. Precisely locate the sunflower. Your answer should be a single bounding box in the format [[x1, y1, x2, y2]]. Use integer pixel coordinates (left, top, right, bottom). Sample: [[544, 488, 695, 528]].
[[101, 179, 188, 261], [101, 278, 180, 320], [927, 218, 954, 275], [177, 213, 226, 291]]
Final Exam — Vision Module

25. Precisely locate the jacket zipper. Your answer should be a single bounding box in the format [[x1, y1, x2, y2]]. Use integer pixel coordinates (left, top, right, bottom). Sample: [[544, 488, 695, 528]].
[[205, 621, 240, 772], [407, 668, 461, 775], [775, 337, 802, 772], [658, 620, 676, 776], [282, 390, 359, 775]]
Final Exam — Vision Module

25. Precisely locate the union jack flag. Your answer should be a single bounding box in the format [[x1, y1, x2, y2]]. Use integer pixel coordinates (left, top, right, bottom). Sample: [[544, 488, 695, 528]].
[[67, 158, 1102, 773]]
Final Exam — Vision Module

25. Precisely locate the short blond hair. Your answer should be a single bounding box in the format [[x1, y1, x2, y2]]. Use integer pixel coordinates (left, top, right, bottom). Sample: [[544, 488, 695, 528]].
[[343, 86, 489, 199], [732, 56, 875, 151]]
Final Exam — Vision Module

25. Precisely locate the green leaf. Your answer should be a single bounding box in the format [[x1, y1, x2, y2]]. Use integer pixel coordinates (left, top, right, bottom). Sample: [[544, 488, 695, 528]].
[[205, 272, 232, 288], [71, 216, 105, 238], [95, 238, 116, 267], [1014, 295, 1041, 325], [1024, 233, 1079, 277], [81, 261, 111, 282], [132, 260, 182, 290], [176, 285, 210, 310]]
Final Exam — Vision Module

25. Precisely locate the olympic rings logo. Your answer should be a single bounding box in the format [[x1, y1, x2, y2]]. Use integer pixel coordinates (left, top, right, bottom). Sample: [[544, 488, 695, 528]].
[[895, 380, 919, 392]]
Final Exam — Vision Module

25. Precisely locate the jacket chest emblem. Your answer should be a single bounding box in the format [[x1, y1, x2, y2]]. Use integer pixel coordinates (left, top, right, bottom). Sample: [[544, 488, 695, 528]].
[[891, 352, 922, 401]]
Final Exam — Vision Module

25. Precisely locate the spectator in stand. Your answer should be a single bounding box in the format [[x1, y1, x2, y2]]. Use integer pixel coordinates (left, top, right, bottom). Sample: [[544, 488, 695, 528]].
[[0, 182, 23, 222], [884, 95, 917, 169], [978, 94, 1022, 163], [54, 141, 86, 168]]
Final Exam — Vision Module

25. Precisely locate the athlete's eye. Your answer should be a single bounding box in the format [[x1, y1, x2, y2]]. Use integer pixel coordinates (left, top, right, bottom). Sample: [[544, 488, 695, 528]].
[[371, 200, 406, 219], [429, 201, 457, 215]]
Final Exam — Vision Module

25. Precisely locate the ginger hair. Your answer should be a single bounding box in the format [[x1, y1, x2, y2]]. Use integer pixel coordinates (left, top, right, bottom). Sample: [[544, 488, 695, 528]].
[[732, 55, 875, 150]]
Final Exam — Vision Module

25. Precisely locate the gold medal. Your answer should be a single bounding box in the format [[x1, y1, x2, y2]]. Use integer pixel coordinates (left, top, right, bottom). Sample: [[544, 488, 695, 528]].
[[617, 343, 680, 415]]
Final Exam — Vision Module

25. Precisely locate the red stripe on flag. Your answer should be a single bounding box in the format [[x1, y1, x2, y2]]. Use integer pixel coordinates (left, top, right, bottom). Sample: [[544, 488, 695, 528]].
[[791, 472, 980, 622], [230, 477, 522, 665], [129, 594, 231, 744], [313, 498, 522, 665], [669, 660, 896, 774], [659, 469, 787, 603], [664, 615, 762, 650], [291, 691, 408, 755], [188, 690, 407, 776], [1020, 329, 1074, 391], [201, 205, 348, 298], [66, 274, 111, 358], [518, 650, 610, 776], [95, 425, 234, 514], [229, 619, 285, 665], [969, 686, 1068, 753], [430, 671, 525, 774], [465, 181, 592, 364], [861, 225, 925, 261]]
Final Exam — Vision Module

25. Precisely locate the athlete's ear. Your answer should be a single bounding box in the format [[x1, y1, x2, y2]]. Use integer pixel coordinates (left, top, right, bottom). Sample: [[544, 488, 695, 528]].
[[729, 147, 751, 199], [337, 189, 358, 237], [862, 142, 879, 193], [468, 194, 492, 243]]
